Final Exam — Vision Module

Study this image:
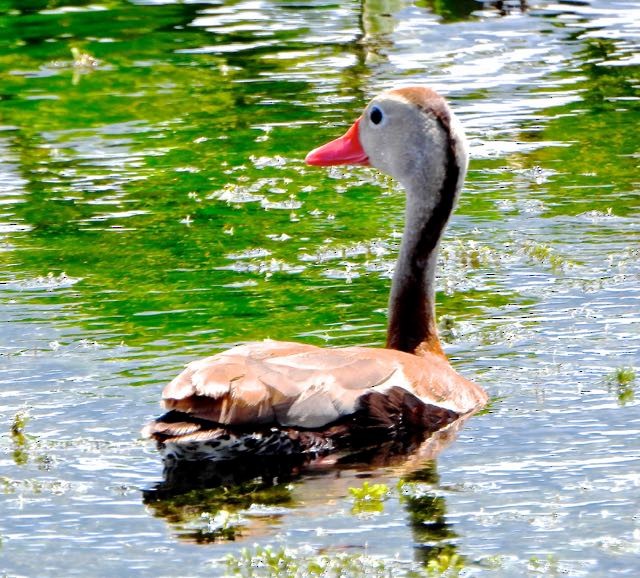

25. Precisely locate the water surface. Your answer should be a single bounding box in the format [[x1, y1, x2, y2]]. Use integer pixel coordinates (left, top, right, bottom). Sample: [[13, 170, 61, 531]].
[[1, 0, 639, 576]]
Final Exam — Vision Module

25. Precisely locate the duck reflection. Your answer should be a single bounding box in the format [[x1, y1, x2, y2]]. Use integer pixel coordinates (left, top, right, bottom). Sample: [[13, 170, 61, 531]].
[[354, 0, 529, 85], [399, 465, 461, 569], [143, 422, 467, 571], [143, 457, 299, 543], [361, 0, 528, 31]]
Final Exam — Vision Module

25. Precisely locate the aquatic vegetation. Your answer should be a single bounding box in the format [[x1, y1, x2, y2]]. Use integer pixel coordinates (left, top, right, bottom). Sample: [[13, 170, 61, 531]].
[[225, 545, 400, 578], [187, 509, 242, 542], [222, 539, 467, 578], [397, 479, 432, 501], [0, 0, 638, 576], [348, 481, 390, 515], [610, 367, 636, 386], [144, 479, 294, 543], [605, 367, 637, 405], [520, 240, 573, 270], [425, 548, 465, 577], [10, 410, 28, 438], [10, 410, 29, 466], [0, 476, 71, 496], [0, 477, 15, 494], [474, 395, 506, 416], [70, 47, 99, 70], [440, 239, 499, 270], [528, 554, 561, 576], [479, 554, 508, 570]]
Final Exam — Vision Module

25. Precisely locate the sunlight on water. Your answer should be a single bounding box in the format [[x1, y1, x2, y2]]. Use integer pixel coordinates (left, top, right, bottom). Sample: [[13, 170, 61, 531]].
[[0, 0, 638, 576]]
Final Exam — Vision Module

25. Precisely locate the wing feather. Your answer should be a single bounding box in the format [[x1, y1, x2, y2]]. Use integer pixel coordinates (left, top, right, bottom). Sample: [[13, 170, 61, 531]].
[[156, 340, 486, 431]]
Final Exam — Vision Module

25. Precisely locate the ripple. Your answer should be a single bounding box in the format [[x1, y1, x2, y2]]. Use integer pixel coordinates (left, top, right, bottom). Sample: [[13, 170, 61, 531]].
[[0, 1, 639, 576], [6, 272, 82, 292]]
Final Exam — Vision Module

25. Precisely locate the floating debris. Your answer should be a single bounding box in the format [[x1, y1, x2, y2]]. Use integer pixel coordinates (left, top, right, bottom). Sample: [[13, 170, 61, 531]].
[[10, 272, 82, 292], [298, 239, 391, 264], [220, 258, 305, 275], [266, 233, 291, 242], [322, 264, 360, 283], [70, 47, 99, 70], [209, 183, 263, 204], [225, 248, 272, 260], [260, 198, 302, 210], [516, 165, 556, 185], [578, 208, 616, 222], [250, 155, 287, 169]]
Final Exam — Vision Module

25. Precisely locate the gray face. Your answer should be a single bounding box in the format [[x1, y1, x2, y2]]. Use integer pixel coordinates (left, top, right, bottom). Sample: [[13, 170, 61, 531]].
[[358, 94, 450, 187]]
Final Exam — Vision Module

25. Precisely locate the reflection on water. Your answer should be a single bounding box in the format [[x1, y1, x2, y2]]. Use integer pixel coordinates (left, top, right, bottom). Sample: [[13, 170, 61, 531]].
[[1, 0, 639, 576], [144, 459, 298, 543], [143, 430, 464, 574]]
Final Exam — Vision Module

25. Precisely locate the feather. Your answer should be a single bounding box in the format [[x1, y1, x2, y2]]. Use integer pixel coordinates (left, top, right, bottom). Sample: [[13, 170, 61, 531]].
[[144, 340, 486, 462], [191, 360, 242, 398], [281, 382, 342, 428]]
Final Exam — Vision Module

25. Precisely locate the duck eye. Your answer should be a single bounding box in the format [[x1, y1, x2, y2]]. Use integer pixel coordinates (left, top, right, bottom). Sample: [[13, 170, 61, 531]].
[[370, 106, 383, 125]]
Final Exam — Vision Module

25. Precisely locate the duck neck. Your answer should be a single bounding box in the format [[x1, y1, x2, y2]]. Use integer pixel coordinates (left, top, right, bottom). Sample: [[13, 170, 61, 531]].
[[385, 137, 461, 358]]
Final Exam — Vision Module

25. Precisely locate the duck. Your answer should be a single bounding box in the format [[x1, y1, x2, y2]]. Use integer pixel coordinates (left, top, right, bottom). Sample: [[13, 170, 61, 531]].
[[143, 86, 488, 464]]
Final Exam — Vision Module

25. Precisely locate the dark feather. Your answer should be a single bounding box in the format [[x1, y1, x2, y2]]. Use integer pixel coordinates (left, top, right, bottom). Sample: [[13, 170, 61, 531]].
[[144, 386, 459, 461]]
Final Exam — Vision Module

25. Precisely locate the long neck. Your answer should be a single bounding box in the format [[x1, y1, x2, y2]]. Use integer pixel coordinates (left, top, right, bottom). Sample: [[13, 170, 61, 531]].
[[385, 131, 460, 357]]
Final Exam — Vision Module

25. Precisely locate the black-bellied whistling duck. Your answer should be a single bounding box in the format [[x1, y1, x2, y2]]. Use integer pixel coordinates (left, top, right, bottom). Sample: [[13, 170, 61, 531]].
[[143, 87, 487, 463]]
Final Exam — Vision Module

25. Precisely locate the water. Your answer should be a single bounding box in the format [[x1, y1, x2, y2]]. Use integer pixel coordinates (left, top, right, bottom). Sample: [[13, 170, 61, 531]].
[[1, 0, 639, 575]]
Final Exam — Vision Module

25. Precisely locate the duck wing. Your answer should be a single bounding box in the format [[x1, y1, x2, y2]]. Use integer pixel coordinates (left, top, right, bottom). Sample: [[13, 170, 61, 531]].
[[158, 340, 405, 429]]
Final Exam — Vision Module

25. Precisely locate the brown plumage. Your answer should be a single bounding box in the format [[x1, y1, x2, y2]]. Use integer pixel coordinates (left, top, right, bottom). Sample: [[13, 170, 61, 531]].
[[143, 87, 488, 463]]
